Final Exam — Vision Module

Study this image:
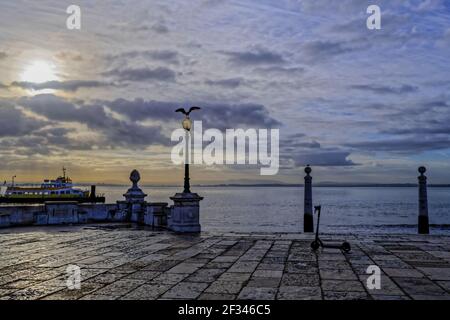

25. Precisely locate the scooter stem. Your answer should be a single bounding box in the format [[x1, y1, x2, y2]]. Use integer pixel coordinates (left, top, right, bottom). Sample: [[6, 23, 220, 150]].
[[314, 205, 321, 241]]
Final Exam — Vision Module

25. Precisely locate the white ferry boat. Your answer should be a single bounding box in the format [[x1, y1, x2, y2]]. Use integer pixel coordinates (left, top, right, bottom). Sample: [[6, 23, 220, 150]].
[[0, 168, 104, 203]]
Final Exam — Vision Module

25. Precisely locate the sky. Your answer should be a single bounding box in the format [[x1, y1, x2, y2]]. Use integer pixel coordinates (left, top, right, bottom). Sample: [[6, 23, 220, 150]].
[[0, 0, 450, 185]]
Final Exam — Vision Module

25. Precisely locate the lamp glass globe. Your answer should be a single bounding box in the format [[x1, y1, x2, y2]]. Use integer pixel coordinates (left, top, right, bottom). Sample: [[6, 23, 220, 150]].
[[182, 118, 192, 131]]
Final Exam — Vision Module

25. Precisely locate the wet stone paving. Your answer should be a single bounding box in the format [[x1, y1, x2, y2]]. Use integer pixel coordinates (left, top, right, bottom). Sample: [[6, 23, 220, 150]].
[[0, 224, 450, 300]]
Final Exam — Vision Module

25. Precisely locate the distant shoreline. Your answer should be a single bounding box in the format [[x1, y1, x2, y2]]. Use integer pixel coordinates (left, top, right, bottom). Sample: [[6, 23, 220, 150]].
[[194, 184, 450, 188], [89, 183, 450, 188], [8, 183, 450, 188]]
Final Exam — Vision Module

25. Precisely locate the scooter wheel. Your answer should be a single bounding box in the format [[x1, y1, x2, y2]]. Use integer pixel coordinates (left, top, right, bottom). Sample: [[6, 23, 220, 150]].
[[311, 240, 320, 251], [341, 242, 351, 253]]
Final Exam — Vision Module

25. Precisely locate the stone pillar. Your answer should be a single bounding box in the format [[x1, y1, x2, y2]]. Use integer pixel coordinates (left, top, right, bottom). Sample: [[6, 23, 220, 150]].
[[418, 166, 429, 234], [169, 192, 203, 233], [304, 165, 314, 232], [123, 169, 147, 223]]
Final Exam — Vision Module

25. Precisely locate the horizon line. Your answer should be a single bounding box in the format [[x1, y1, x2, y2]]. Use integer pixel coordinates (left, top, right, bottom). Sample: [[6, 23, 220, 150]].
[[5, 182, 450, 188]]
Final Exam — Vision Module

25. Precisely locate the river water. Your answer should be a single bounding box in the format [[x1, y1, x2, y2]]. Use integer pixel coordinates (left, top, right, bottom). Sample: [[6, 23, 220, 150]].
[[91, 185, 450, 235]]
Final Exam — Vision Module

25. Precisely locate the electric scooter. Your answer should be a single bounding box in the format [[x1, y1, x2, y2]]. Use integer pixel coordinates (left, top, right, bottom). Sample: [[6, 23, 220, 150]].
[[310, 205, 351, 253]]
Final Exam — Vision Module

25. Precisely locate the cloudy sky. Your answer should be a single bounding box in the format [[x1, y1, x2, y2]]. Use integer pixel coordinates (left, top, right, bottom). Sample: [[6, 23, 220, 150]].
[[0, 0, 450, 185]]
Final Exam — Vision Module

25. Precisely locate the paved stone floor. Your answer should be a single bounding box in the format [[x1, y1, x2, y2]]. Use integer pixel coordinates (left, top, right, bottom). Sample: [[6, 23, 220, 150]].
[[0, 224, 450, 300]]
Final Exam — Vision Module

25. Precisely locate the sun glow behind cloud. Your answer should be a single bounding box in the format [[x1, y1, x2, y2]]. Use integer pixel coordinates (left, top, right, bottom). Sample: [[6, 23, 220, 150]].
[[19, 60, 59, 94], [21, 60, 58, 83]]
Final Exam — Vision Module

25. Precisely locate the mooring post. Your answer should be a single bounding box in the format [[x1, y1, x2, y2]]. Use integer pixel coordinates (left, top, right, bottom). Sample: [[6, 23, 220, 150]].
[[90, 185, 96, 199], [418, 166, 429, 234], [304, 165, 314, 232]]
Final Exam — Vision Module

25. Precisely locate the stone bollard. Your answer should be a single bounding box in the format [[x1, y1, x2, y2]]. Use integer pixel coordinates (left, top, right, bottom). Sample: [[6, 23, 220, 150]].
[[304, 165, 314, 232], [123, 169, 147, 223], [169, 192, 203, 233], [418, 166, 429, 234]]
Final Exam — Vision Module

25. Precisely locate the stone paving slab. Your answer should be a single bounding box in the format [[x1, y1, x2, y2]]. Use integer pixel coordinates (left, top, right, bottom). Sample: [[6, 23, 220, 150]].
[[0, 224, 450, 300]]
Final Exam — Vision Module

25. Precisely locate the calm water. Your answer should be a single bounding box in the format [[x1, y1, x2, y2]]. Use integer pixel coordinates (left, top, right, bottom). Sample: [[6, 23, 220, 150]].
[[92, 185, 450, 235]]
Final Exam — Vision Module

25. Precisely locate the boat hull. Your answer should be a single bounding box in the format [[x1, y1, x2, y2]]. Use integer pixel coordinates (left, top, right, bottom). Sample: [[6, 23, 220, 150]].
[[0, 196, 105, 204]]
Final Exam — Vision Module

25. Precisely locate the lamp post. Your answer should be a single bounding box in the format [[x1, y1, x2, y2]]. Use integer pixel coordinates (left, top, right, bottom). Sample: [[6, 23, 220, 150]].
[[12, 175, 16, 188], [182, 116, 192, 193], [170, 106, 203, 233], [175, 106, 201, 194]]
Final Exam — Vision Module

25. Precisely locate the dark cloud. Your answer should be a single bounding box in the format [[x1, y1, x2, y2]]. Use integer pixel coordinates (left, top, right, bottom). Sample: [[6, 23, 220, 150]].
[[284, 141, 321, 149], [107, 98, 282, 129], [18, 94, 85, 122], [10, 80, 107, 92], [16, 94, 168, 148], [34, 127, 76, 147], [0, 103, 48, 137], [291, 151, 355, 167], [1, 126, 94, 156], [420, 100, 450, 109], [351, 84, 419, 95], [0, 52, 7, 59], [301, 40, 362, 62], [151, 22, 169, 34], [254, 66, 304, 75], [103, 67, 177, 82], [380, 99, 450, 136], [2, 136, 53, 156], [222, 48, 285, 66], [346, 137, 450, 153], [390, 124, 450, 136], [280, 133, 355, 167], [109, 50, 179, 65], [106, 98, 175, 121], [288, 133, 306, 139], [281, 134, 320, 152], [191, 103, 282, 129], [205, 78, 243, 88], [145, 50, 178, 64]]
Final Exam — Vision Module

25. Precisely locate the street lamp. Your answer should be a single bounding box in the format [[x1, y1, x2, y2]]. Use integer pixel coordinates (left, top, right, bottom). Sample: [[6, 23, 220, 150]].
[[182, 117, 192, 131], [12, 175, 16, 187], [175, 106, 201, 194]]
